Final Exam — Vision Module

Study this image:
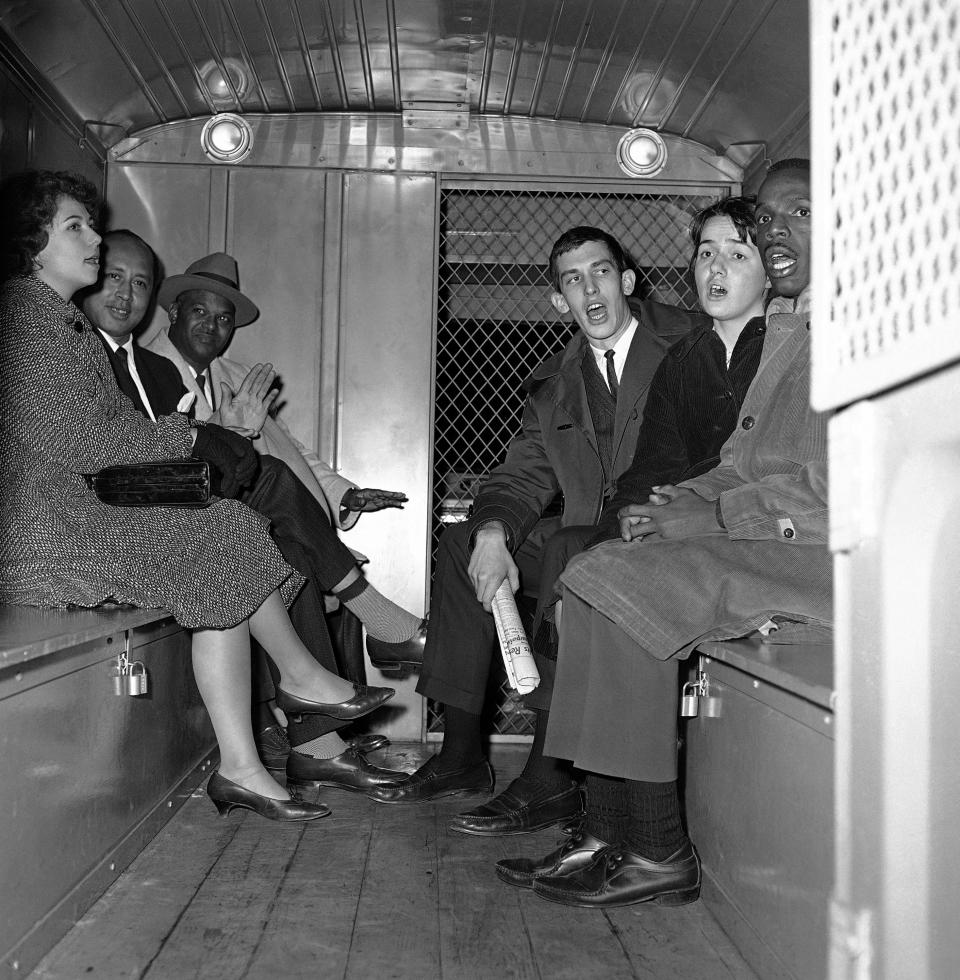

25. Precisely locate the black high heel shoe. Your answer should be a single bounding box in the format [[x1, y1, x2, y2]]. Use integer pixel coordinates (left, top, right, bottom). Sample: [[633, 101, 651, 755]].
[[206, 771, 330, 822], [275, 682, 395, 722]]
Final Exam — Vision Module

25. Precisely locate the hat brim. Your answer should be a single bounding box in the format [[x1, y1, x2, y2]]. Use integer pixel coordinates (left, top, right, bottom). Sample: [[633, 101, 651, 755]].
[[157, 273, 259, 327]]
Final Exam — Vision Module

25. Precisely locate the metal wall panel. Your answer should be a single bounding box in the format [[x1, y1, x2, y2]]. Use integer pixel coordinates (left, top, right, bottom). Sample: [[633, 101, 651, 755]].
[[687, 652, 834, 980], [0, 618, 213, 976], [222, 168, 327, 455], [107, 164, 327, 454], [335, 171, 438, 740], [828, 366, 960, 980]]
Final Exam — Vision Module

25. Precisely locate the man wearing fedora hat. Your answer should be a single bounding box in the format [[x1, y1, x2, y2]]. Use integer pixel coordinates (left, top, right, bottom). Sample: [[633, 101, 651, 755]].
[[75, 239, 429, 790]]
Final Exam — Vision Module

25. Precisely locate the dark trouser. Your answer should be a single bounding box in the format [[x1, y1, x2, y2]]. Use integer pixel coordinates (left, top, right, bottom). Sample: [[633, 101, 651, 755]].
[[416, 518, 596, 715], [240, 456, 366, 698], [524, 524, 603, 711]]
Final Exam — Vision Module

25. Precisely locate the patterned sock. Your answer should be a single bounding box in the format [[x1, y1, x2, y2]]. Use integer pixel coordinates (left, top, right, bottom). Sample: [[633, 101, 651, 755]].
[[584, 773, 628, 844], [293, 731, 348, 759], [334, 577, 421, 643], [285, 711, 346, 747], [623, 779, 687, 861], [514, 710, 576, 795]]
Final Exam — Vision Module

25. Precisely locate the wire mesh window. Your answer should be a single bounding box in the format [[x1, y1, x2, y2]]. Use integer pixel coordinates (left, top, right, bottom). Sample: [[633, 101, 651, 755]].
[[428, 185, 719, 738]]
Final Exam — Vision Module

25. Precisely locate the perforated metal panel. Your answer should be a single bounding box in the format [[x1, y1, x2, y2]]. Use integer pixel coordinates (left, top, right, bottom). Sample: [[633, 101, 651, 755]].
[[811, 0, 960, 410], [428, 184, 717, 737]]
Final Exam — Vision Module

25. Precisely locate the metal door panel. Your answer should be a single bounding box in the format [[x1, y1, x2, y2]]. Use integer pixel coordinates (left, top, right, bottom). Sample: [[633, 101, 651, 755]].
[[335, 171, 438, 739]]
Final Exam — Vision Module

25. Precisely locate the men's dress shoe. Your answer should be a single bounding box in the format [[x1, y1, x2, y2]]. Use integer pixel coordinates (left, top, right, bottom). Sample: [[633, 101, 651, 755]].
[[256, 724, 290, 774], [206, 771, 330, 823], [286, 746, 407, 792], [532, 841, 701, 909], [275, 683, 395, 722], [366, 618, 428, 672], [449, 779, 584, 836], [496, 828, 608, 889], [367, 760, 494, 804], [346, 732, 390, 754]]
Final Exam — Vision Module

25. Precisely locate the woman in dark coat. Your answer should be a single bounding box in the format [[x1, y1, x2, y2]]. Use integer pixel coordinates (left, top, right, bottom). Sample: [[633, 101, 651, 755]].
[[0, 170, 393, 823]]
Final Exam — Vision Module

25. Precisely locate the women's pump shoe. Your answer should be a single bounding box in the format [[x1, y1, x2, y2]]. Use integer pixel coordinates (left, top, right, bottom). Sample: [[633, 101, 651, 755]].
[[206, 771, 330, 823], [275, 683, 395, 722]]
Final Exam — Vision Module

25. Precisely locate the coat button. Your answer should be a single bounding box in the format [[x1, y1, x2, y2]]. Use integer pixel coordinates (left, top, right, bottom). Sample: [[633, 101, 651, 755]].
[[783, 527, 795, 539], [741, 416, 756, 430]]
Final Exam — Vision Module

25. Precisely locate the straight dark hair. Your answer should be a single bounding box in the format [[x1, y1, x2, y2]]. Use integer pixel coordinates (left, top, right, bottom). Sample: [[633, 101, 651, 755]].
[[548, 226, 632, 292], [687, 196, 758, 274]]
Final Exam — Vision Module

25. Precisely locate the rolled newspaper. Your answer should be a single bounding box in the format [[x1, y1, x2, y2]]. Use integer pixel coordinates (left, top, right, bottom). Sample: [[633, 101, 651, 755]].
[[491, 580, 540, 694]]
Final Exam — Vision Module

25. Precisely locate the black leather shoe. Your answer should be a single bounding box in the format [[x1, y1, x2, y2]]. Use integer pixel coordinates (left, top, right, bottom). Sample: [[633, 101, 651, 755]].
[[532, 841, 701, 908], [275, 683, 395, 722], [286, 747, 407, 792], [367, 760, 494, 804], [366, 618, 427, 672], [450, 779, 584, 836], [496, 828, 608, 889], [346, 732, 390, 753], [256, 724, 290, 774], [206, 771, 330, 823]]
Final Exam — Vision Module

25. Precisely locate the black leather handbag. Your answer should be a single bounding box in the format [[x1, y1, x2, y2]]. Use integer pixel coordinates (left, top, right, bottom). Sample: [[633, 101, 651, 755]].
[[86, 459, 211, 507]]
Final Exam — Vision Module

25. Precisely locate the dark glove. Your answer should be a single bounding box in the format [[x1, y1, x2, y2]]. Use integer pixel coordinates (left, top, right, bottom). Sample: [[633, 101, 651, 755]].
[[192, 423, 259, 498]]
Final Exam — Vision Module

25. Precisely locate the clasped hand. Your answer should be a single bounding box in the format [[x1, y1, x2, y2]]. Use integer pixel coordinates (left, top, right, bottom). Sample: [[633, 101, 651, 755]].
[[209, 363, 279, 438], [617, 484, 720, 542], [341, 488, 408, 513]]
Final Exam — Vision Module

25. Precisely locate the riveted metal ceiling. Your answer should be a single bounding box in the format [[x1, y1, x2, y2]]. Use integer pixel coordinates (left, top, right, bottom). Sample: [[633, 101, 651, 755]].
[[0, 0, 808, 167]]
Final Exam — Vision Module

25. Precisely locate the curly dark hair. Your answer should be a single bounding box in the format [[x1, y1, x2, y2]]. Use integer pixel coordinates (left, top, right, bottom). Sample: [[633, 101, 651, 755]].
[[0, 170, 101, 282], [548, 226, 634, 293], [687, 195, 758, 274]]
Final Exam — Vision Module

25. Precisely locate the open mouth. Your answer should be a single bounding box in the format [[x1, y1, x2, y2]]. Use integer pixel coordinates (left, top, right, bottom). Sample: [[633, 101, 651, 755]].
[[708, 282, 727, 298], [585, 302, 606, 321], [107, 305, 131, 320], [766, 249, 797, 276]]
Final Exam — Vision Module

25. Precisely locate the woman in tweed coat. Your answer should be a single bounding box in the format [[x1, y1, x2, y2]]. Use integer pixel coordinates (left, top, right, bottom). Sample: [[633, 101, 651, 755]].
[[0, 170, 393, 823]]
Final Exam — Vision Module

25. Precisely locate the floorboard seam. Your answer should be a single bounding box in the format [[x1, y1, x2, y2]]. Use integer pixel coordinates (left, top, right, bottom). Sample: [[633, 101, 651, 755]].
[[516, 890, 544, 980], [140, 808, 242, 980], [433, 805, 443, 979], [603, 911, 643, 979], [237, 823, 308, 980], [343, 813, 376, 980]]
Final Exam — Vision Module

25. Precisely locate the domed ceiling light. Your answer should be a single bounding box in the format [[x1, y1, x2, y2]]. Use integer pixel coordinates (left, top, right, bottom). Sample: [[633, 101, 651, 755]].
[[200, 113, 254, 164], [616, 128, 668, 178]]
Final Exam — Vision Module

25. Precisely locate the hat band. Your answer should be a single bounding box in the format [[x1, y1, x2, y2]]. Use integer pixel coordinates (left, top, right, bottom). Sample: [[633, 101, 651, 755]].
[[192, 271, 240, 290]]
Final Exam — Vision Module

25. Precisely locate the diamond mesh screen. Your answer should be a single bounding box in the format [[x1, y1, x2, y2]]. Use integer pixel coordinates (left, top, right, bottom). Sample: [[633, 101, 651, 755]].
[[811, 0, 960, 409], [428, 186, 717, 737]]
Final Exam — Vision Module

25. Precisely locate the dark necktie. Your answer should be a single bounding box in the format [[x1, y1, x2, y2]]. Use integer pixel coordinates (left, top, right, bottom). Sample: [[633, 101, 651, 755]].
[[196, 370, 214, 409], [604, 349, 619, 401], [113, 345, 133, 389]]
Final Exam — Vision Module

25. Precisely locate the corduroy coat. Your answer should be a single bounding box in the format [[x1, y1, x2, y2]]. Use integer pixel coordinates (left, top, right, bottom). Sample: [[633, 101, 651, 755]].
[[560, 310, 832, 658]]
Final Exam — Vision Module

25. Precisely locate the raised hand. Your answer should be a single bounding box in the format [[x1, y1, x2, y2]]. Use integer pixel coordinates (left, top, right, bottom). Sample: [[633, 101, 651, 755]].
[[210, 363, 279, 438]]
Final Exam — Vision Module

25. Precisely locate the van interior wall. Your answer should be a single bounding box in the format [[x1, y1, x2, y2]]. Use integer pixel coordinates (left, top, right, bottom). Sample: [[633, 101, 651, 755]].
[[0, 67, 103, 186], [106, 163, 436, 740]]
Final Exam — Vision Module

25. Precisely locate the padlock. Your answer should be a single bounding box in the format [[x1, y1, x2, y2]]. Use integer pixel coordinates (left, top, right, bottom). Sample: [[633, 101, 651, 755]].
[[680, 680, 700, 717], [126, 661, 148, 696], [110, 662, 126, 696]]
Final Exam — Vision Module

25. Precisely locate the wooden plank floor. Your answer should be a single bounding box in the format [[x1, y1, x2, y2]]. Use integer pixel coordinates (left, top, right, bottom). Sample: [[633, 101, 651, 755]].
[[28, 745, 758, 980]]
